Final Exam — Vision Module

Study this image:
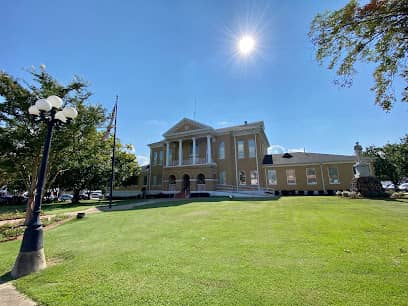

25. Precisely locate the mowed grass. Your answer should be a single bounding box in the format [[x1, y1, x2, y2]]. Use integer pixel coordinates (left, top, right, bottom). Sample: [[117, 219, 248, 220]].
[[0, 197, 407, 305]]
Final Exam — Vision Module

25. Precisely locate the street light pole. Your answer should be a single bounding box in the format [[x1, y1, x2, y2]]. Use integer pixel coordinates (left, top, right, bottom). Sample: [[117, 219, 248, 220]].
[[11, 96, 78, 279]]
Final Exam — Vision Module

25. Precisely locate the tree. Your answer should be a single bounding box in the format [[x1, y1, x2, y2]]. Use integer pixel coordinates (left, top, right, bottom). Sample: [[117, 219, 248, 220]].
[[54, 133, 139, 203], [309, 0, 408, 111], [365, 134, 408, 187], [0, 67, 104, 221]]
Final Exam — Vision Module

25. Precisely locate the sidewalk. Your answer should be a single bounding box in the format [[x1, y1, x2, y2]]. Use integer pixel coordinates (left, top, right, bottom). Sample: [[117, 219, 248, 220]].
[[0, 283, 36, 306]]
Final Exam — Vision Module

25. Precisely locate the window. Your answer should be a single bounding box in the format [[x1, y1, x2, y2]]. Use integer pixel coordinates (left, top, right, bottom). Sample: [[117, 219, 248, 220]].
[[168, 175, 176, 185], [286, 169, 296, 185], [157, 176, 162, 185], [159, 151, 163, 165], [168, 149, 173, 163], [248, 139, 256, 158], [197, 173, 205, 185], [153, 151, 158, 165], [143, 176, 148, 185], [250, 170, 258, 185], [328, 167, 340, 184], [152, 176, 157, 186], [238, 140, 245, 159], [239, 171, 246, 185], [219, 171, 226, 185], [267, 169, 277, 185], [306, 168, 317, 185], [219, 141, 225, 159]]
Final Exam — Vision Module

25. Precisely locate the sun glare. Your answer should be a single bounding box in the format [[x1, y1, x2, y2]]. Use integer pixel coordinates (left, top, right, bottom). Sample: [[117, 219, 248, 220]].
[[238, 35, 256, 56]]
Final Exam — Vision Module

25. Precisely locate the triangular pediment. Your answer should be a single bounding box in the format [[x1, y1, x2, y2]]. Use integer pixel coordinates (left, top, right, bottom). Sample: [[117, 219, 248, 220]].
[[163, 118, 213, 137]]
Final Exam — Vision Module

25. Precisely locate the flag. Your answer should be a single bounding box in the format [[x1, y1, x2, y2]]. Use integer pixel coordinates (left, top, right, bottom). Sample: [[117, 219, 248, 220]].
[[102, 103, 117, 141]]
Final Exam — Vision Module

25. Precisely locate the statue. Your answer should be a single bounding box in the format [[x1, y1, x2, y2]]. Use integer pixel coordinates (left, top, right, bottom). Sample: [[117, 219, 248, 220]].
[[353, 141, 370, 178], [354, 142, 363, 162], [350, 141, 383, 197]]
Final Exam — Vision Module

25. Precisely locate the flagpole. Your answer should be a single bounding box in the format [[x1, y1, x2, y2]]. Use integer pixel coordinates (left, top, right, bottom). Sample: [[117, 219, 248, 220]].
[[109, 95, 118, 209]]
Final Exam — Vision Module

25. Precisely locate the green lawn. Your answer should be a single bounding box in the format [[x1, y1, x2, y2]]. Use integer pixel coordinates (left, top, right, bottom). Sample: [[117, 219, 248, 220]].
[[1, 197, 407, 305]]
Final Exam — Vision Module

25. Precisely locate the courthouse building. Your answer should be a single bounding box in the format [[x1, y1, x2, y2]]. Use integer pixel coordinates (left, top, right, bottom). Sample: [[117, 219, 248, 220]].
[[116, 118, 365, 196]]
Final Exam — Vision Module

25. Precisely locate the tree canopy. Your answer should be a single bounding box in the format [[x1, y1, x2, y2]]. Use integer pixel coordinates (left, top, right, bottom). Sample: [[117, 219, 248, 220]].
[[309, 0, 408, 111], [365, 134, 408, 187], [0, 67, 139, 217]]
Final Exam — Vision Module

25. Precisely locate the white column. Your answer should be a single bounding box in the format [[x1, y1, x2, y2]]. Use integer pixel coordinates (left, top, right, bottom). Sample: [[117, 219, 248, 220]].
[[192, 137, 196, 165], [207, 135, 212, 164], [178, 139, 182, 166], [166, 142, 170, 167]]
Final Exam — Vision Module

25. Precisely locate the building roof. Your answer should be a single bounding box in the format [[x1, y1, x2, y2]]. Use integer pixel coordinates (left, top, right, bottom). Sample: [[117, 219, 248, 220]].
[[263, 152, 356, 166], [148, 118, 269, 146], [215, 121, 264, 133], [163, 118, 214, 137]]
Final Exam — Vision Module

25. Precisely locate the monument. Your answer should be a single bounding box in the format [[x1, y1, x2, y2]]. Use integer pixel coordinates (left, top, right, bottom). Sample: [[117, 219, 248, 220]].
[[350, 142, 383, 197]]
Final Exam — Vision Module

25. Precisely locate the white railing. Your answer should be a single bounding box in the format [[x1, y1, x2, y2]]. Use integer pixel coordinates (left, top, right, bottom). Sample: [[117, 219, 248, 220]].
[[183, 158, 193, 165], [165, 157, 210, 167], [169, 160, 179, 166], [195, 158, 207, 164]]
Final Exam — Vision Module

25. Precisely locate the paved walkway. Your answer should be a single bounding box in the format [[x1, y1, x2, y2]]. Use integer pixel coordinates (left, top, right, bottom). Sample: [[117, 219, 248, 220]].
[[0, 283, 36, 306]]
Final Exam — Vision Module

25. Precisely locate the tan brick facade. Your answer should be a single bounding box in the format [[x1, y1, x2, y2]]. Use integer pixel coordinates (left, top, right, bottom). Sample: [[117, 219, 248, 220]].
[[117, 118, 361, 195]]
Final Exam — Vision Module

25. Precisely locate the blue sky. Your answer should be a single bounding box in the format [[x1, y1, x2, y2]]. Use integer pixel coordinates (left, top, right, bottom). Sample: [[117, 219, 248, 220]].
[[1, 0, 407, 165]]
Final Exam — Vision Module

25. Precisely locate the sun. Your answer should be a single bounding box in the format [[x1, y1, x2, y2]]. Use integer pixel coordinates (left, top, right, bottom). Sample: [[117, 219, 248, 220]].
[[237, 35, 256, 56]]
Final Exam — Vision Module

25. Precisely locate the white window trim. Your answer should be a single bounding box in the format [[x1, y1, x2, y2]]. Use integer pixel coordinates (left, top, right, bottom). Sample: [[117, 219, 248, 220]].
[[239, 170, 246, 185], [306, 167, 317, 185], [219, 170, 226, 185], [267, 169, 277, 185], [219, 141, 225, 160], [327, 166, 340, 185], [286, 169, 296, 185], [153, 151, 158, 166], [250, 170, 259, 185], [237, 140, 245, 159], [248, 139, 256, 158]]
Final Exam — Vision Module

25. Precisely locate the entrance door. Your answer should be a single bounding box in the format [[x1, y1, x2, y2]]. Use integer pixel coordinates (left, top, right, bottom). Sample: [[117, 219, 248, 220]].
[[182, 174, 190, 193]]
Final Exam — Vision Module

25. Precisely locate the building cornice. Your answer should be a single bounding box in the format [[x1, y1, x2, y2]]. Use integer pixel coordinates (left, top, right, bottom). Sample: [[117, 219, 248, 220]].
[[263, 161, 356, 168]]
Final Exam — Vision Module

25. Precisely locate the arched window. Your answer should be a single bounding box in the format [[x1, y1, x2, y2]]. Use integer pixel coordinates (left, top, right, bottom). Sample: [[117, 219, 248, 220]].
[[168, 175, 176, 185], [197, 173, 205, 184], [239, 171, 246, 185]]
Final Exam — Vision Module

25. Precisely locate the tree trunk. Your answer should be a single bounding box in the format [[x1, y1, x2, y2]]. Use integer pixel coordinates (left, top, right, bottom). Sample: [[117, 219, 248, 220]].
[[24, 159, 39, 224], [72, 189, 80, 204]]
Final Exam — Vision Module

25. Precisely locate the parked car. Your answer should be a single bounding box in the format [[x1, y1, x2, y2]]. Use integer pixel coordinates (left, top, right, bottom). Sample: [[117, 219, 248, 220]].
[[383, 183, 395, 190], [398, 183, 408, 191], [59, 194, 73, 201], [79, 194, 90, 200], [90, 192, 103, 200]]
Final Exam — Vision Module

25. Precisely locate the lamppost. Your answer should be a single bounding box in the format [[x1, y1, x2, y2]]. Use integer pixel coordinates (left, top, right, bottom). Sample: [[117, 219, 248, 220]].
[[11, 96, 78, 279]]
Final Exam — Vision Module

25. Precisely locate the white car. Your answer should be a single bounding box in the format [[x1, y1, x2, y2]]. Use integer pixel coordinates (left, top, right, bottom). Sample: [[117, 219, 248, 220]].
[[90, 192, 103, 200], [398, 183, 408, 191], [59, 194, 73, 201]]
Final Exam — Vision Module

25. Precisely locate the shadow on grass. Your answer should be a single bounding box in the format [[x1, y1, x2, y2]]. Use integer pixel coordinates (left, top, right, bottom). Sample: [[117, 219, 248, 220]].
[[97, 196, 280, 213], [0, 271, 12, 284], [363, 197, 408, 203]]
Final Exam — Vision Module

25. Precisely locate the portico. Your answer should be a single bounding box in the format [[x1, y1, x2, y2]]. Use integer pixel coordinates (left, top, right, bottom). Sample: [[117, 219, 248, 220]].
[[165, 135, 213, 167]]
